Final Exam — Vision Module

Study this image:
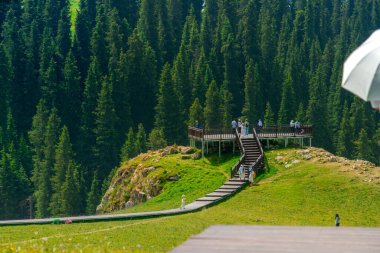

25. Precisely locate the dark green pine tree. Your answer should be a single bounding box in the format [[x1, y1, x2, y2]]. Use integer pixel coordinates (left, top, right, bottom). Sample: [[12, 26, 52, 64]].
[[126, 30, 157, 130], [61, 161, 82, 216], [204, 80, 221, 129], [18, 135, 33, 178], [188, 98, 204, 127], [90, 4, 108, 75], [264, 102, 275, 128], [55, 5, 71, 67], [220, 87, 233, 129], [336, 102, 353, 158], [120, 127, 137, 162], [28, 100, 49, 217], [86, 172, 101, 215], [50, 126, 73, 216], [154, 63, 184, 144], [242, 60, 263, 124], [32, 107, 61, 218], [136, 124, 147, 155], [277, 71, 296, 125], [148, 128, 167, 151], [192, 48, 213, 105], [2, 5, 27, 132], [60, 50, 81, 137], [93, 80, 118, 181], [78, 57, 101, 172], [355, 129, 375, 163], [113, 50, 132, 140], [0, 46, 11, 127], [73, 0, 97, 80], [374, 125, 380, 164]]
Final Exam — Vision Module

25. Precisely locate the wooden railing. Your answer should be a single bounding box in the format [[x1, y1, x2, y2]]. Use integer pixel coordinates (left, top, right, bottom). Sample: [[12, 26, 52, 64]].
[[188, 125, 313, 140], [251, 128, 264, 173], [231, 128, 245, 178], [256, 125, 313, 138], [188, 127, 204, 140]]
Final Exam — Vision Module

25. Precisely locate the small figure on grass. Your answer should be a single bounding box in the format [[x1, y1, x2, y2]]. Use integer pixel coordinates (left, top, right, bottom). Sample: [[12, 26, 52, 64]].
[[249, 167, 257, 185], [181, 195, 186, 210], [335, 214, 340, 227]]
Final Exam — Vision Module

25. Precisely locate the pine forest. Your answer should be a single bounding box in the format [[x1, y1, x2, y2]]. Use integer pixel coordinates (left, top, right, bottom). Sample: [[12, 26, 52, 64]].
[[0, 0, 379, 220]]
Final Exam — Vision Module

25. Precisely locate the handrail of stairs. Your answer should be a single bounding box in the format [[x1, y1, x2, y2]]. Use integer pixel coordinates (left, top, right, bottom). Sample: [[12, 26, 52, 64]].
[[252, 128, 264, 172], [231, 128, 245, 178]]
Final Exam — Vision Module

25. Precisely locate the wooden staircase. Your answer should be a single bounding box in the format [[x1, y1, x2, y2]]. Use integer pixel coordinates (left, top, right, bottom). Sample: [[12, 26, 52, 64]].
[[230, 128, 265, 180]]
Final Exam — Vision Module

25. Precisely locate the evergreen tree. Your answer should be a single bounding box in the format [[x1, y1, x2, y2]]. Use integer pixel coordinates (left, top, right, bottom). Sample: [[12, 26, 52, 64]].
[[93, 80, 118, 181], [136, 124, 147, 155], [50, 126, 73, 216], [154, 63, 183, 144], [86, 172, 101, 215], [61, 161, 81, 216], [188, 98, 204, 127], [242, 60, 262, 124], [264, 102, 275, 127], [120, 127, 136, 162], [204, 80, 221, 129], [355, 129, 375, 163], [60, 51, 81, 137], [337, 102, 353, 158], [148, 128, 167, 150]]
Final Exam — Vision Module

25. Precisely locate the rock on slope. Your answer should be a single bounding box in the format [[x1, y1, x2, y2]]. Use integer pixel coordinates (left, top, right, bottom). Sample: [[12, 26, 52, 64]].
[[97, 146, 199, 214], [273, 147, 380, 184]]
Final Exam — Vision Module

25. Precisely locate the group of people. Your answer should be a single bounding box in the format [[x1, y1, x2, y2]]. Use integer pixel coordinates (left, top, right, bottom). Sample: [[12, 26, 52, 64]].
[[238, 164, 256, 184], [232, 119, 264, 136], [289, 120, 304, 134]]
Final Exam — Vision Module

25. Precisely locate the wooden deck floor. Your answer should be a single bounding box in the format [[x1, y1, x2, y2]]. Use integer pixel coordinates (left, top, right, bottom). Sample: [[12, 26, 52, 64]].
[[171, 225, 380, 253]]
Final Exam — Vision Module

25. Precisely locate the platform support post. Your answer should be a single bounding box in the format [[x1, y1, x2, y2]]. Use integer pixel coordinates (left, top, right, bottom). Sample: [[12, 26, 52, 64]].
[[219, 140, 221, 158], [202, 140, 205, 158], [233, 141, 235, 154], [309, 138, 312, 147], [267, 139, 269, 149]]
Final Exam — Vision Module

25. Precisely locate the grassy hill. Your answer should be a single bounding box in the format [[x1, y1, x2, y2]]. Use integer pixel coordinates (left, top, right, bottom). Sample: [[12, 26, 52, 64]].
[[1, 148, 379, 252]]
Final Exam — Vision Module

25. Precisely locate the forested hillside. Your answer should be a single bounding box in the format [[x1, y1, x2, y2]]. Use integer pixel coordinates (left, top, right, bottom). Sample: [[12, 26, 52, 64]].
[[0, 0, 379, 220]]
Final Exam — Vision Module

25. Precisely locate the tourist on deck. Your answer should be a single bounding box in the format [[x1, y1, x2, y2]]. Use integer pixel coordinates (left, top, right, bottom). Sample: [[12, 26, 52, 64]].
[[238, 165, 245, 180], [258, 119, 263, 129], [295, 121, 301, 134], [232, 119, 238, 133], [238, 119, 243, 135], [244, 120, 249, 136], [195, 120, 200, 128], [335, 214, 340, 227], [181, 195, 186, 210], [290, 120, 295, 133]]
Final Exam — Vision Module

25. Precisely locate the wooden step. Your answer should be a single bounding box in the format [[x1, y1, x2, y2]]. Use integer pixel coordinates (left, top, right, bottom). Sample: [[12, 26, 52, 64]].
[[206, 192, 231, 198], [219, 185, 242, 190], [196, 196, 222, 202], [225, 181, 246, 186]]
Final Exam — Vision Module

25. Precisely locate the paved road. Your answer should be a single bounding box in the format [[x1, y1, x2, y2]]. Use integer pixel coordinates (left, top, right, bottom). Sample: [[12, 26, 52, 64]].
[[171, 225, 380, 253]]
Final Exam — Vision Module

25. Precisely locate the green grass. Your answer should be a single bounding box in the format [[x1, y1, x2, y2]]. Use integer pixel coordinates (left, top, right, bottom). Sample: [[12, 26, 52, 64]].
[[110, 152, 239, 214], [1, 149, 379, 252]]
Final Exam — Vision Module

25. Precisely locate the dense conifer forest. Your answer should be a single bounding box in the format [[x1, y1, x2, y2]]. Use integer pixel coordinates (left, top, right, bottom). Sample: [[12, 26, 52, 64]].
[[0, 0, 379, 220]]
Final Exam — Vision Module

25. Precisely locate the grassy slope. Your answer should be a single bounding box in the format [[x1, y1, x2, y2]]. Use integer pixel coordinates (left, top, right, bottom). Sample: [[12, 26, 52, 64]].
[[1, 149, 379, 252], [110, 152, 239, 214]]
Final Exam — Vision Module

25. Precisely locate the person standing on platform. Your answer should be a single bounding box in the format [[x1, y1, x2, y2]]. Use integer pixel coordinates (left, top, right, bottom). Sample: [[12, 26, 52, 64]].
[[232, 119, 238, 133], [244, 120, 249, 136], [238, 119, 243, 135]]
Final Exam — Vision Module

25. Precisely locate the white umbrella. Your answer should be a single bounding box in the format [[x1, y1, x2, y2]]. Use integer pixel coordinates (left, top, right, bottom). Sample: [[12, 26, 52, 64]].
[[342, 30, 380, 110]]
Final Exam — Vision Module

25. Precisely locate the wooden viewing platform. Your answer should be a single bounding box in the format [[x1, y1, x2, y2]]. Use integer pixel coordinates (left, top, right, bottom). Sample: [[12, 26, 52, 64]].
[[188, 125, 313, 158]]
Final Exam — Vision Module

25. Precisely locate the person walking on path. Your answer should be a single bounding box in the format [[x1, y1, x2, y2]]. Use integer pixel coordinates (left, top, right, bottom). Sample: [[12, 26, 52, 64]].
[[181, 195, 186, 210], [335, 214, 340, 227], [238, 165, 245, 180]]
